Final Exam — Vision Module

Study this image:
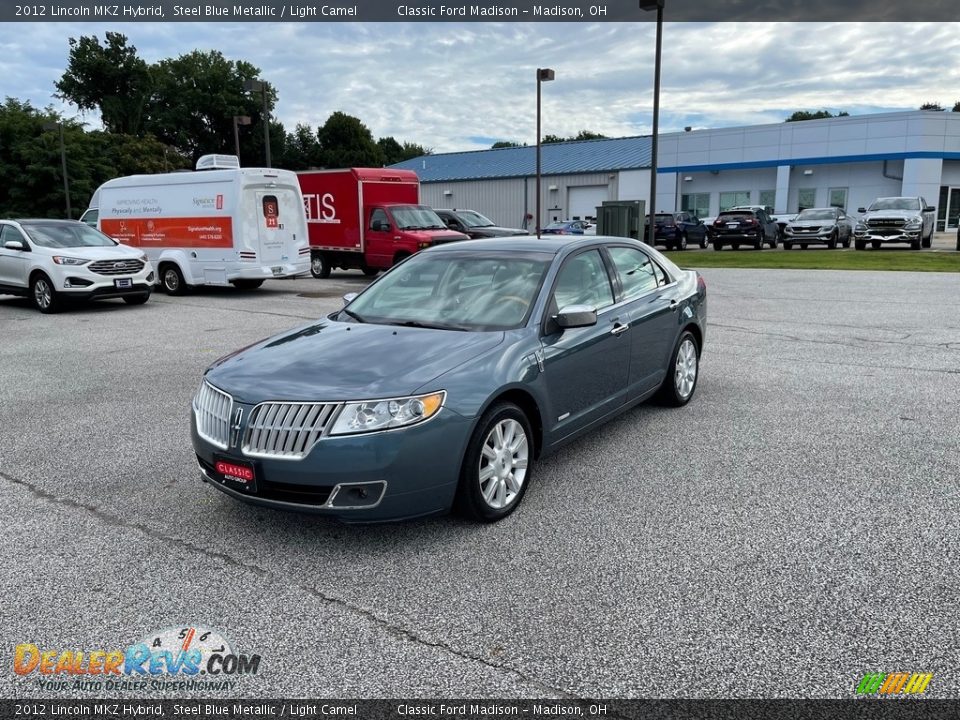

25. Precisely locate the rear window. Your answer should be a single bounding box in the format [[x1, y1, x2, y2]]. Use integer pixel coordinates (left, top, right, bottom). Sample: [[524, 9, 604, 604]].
[[718, 211, 754, 219]]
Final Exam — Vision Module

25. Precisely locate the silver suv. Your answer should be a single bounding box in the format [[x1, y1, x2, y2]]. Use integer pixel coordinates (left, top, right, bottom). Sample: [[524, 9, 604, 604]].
[[854, 197, 935, 250]]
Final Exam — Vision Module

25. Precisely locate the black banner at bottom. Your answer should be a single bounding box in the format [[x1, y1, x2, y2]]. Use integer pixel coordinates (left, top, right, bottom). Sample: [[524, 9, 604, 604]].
[[1, 700, 960, 720]]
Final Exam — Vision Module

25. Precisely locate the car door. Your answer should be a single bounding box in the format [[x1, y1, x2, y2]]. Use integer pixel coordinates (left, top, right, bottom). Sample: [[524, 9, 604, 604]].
[[0, 225, 31, 289], [363, 207, 395, 268], [539, 248, 629, 439], [604, 245, 679, 399]]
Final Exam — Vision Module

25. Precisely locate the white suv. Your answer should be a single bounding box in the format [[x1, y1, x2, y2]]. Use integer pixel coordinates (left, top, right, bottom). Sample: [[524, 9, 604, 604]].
[[0, 219, 155, 313]]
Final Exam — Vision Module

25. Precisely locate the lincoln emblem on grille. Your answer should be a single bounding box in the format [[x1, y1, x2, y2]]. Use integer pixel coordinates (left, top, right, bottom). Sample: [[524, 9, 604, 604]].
[[230, 407, 244, 447]]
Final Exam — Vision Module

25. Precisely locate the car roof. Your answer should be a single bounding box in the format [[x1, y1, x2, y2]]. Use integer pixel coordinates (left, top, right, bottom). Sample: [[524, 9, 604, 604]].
[[427, 235, 643, 255], [7, 219, 86, 226]]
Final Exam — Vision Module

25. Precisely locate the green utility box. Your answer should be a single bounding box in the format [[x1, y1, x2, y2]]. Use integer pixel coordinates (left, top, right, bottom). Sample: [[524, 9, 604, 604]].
[[595, 200, 645, 239]]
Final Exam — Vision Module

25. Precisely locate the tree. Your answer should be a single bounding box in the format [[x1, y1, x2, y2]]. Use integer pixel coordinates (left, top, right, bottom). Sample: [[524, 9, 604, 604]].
[[491, 140, 524, 149], [55, 32, 152, 135], [316, 111, 384, 168], [920, 102, 944, 111], [144, 50, 271, 163], [542, 131, 606, 144], [785, 110, 849, 122], [953, 101, 960, 112]]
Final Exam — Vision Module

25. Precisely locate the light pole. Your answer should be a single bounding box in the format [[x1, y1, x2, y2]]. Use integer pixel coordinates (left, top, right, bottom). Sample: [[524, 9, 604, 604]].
[[43, 121, 71, 219], [640, 0, 664, 243], [536, 67, 555, 238], [232, 115, 251, 158], [243, 79, 271, 167]]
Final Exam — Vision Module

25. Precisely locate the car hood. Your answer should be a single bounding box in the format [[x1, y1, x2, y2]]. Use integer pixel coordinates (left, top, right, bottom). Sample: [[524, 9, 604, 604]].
[[405, 229, 470, 243], [204, 319, 505, 404], [863, 210, 921, 220], [789, 220, 835, 227], [34, 244, 144, 260], [471, 226, 529, 237]]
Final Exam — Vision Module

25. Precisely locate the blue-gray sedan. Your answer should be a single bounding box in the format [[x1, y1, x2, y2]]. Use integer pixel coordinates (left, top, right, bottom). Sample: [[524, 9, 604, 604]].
[[191, 236, 707, 523]]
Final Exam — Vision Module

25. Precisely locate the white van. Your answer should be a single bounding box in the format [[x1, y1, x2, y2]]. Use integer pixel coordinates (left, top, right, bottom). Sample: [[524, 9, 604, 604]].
[[82, 155, 310, 294]]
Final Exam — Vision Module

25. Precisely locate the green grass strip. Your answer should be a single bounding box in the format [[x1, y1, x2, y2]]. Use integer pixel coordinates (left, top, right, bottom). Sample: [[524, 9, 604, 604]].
[[670, 249, 960, 272]]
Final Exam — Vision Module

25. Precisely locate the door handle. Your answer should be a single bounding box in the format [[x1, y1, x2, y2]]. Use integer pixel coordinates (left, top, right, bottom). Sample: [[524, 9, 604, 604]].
[[669, 299, 680, 311], [393, 236, 402, 241], [610, 323, 629, 336]]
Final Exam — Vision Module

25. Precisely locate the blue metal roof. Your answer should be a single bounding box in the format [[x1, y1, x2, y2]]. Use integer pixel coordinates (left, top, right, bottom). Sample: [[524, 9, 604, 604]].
[[390, 136, 652, 182]]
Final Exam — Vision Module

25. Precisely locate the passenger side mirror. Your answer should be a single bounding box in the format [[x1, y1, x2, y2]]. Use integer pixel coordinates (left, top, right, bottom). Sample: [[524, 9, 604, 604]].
[[925, 206, 935, 212], [555, 305, 597, 329], [342, 292, 358, 306], [858, 207, 866, 213], [3, 240, 26, 251]]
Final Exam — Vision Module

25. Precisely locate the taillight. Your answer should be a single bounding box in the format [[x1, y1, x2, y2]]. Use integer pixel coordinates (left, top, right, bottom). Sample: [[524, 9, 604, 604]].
[[713, 219, 723, 226], [697, 274, 706, 292]]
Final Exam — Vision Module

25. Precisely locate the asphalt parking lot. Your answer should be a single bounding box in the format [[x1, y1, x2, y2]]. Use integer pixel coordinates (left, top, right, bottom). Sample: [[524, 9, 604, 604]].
[[1, 266, 959, 699]]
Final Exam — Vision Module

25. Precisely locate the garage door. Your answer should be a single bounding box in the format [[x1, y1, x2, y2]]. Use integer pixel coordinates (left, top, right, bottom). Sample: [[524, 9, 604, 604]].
[[568, 185, 609, 221]]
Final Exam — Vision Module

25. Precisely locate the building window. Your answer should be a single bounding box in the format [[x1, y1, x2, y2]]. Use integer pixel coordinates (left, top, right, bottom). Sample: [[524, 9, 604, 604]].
[[681, 193, 710, 220], [719, 191, 750, 212], [828, 188, 848, 210], [759, 190, 776, 208], [797, 188, 816, 211]]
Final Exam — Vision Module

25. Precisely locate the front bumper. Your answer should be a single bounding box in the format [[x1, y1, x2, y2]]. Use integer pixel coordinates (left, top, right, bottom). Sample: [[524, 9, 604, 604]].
[[191, 403, 472, 522], [854, 230, 921, 244], [55, 262, 155, 297], [234, 259, 311, 280], [709, 230, 764, 242]]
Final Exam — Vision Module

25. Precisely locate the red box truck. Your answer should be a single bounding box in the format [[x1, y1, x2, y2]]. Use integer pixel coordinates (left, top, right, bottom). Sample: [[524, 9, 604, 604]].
[[297, 168, 470, 278]]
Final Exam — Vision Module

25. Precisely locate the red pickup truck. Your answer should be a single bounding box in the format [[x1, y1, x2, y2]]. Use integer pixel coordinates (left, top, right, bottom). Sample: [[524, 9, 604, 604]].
[[298, 168, 469, 278]]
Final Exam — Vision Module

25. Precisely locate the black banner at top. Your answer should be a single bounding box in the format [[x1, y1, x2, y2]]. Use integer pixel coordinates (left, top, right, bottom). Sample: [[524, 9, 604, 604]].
[[1, 0, 958, 22]]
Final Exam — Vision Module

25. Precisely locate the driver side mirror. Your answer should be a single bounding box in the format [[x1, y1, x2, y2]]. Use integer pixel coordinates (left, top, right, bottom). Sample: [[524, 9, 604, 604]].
[[857, 207, 866, 214], [342, 292, 357, 306], [371, 220, 391, 232], [925, 206, 935, 212], [3, 240, 26, 251], [555, 305, 597, 329]]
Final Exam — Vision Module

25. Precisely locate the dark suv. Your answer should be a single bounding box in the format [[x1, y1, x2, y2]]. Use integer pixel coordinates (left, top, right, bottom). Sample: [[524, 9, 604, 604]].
[[645, 212, 709, 250], [709, 208, 779, 250], [434, 209, 528, 239]]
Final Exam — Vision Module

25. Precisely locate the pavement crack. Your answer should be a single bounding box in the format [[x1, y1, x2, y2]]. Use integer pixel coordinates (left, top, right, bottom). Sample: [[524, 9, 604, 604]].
[[149, 296, 317, 321], [0, 468, 576, 699]]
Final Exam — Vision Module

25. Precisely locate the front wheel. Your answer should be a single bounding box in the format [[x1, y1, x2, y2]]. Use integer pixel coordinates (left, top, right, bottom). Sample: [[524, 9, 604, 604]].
[[656, 331, 700, 407], [753, 234, 763, 250], [310, 253, 331, 279], [827, 230, 838, 250], [456, 403, 533, 522], [784, 242, 793, 250], [699, 235, 708, 249], [678, 233, 688, 251], [31, 274, 61, 314], [921, 230, 931, 249], [872, 241, 881, 250], [855, 239, 866, 250], [161, 265, 188, 295], [712, 241, 722, 251]]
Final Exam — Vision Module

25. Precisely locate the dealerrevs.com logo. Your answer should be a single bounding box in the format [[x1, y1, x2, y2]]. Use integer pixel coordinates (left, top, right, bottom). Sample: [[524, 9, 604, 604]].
[[13, 626, 260, 692], [856, 672, 933, 696]]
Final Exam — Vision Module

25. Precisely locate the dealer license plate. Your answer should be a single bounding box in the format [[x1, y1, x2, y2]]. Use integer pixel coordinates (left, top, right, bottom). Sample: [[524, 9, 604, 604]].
[[114, 278, 133, 289], [214, 455, 257, 489], [271, 266, 283, 276]]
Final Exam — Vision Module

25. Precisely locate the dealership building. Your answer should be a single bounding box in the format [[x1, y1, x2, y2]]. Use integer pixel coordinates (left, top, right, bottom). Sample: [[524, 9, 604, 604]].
[[392, 110, 960, 231]]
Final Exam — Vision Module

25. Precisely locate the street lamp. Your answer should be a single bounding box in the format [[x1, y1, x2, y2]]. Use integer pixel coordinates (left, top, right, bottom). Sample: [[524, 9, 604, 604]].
[[243, 79, 271, 167], [536, 67, 555, 238], [42, 121, 72, 219], [640, 0, 664, 242], [232, 115, 251, 158]]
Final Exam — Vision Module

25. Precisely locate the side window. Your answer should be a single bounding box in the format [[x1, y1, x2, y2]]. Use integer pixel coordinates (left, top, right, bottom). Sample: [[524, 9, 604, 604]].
[[369, 208, 389, 230], [551, 249, 615, 311], [606, 246, 661, 300]]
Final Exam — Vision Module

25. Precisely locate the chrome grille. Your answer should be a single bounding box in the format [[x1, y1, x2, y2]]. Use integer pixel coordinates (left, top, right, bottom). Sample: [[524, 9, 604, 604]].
[[867, 218, 905, 228], [89, 259, 145, 275], [242, 402, 339, 460], [193, 381, 233, 450], [793, 226, 820, 233]]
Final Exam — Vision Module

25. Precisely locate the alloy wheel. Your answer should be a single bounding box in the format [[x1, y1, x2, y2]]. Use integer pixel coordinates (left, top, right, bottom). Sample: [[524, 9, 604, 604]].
[[674, 337, 698, 399], [478, 419, 529, 510], [33, 278, 52, 309]]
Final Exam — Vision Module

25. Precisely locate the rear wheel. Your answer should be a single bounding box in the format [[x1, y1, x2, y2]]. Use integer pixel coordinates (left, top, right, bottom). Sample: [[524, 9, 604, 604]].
[[699, 234, 708, 249], [310, 253, 330, 279], [855, 239, 866, 250], [656, 331, 700, 407], [753, 234, 763, 250], [678, 232, 688, 251], [361, 264, 379, 277], [456, 402, 533, 522], [231, 279, 264, 290], [784, 242, 793, 250], [30, 274, 61, 314], [733, 243, 740, 250], [122, 292, 150, 305], [392, 252, 411, 266], [712, 242, 722, 251], [161, 264, 188, 295]]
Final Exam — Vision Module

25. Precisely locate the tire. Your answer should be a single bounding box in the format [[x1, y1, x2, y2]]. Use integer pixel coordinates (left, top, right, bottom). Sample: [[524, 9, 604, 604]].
[[361, 265, 379, 277], [801, 244, 808, 250], [678, 232, 688, 251], [843, 235, 851, 249], [733, 243, 740, 250], [753, 234, 762, 250], [122, 292, 150, 305], [310, 253, 330, 279], [30, 274, 61, 314], [655, 330, 700, 407], [161, 264, 188, 295], [455, 402, 533, 522], [827, 231, 838, 250], [921, 230, 931, 249], [871, 241, 881, 250], [784, 242, 793, 250], [231, 279, 264, 290], [910, 236, 921, 250], [855, 240, 866, 250], [769, 234, 778, 249], [699, 235, 708, 249], [392, 252, 411, 266], [712, 242, 722, 251]]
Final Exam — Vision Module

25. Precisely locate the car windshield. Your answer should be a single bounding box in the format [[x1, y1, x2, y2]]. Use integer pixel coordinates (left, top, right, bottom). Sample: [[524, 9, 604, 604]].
[[796, 209, 837, 220], [341, 251, 551, 331], [869, 198, 920, 211], [23, 223, 117, 248], [456, 210, 495, 228], [544, 222, 567, 230], [392, 205, 447, 230]]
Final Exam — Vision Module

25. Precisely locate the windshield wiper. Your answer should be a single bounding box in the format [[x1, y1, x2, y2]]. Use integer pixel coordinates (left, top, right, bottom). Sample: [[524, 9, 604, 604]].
[[387, 320, 471, 331], [341, 308, 366, 323]]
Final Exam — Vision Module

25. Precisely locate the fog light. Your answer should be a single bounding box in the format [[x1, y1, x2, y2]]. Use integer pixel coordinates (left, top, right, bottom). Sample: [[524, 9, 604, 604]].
[[147, 272, 155, 283]]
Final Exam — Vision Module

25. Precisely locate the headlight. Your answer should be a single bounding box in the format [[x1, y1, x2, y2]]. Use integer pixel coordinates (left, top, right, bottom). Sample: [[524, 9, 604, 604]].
[[904, 218, 922, 230], [329, 391, 445, 435], [52, 256, 90, 266], [138, 253, 148, 263]]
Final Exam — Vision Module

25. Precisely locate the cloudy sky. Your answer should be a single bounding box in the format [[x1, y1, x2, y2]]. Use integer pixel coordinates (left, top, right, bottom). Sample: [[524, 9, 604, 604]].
[[3, 21, 960, 153]]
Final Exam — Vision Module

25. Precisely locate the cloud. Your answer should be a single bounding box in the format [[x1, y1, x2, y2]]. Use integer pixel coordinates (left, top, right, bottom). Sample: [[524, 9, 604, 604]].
[[3, 21, 959, 153]]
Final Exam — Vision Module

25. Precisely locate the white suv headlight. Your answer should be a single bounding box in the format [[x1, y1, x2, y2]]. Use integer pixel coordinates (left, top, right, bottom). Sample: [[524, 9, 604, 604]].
[[329, 392, 445, 435], [904, 218, 922, 230], [52, 256, 91, 266]]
